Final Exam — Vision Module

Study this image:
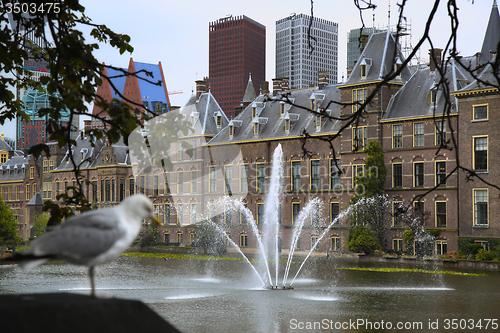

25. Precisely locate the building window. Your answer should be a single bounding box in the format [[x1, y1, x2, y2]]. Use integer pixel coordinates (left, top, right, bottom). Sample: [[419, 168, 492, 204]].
[[240, 164, 248, 193], [119, 179, 125, 201], [352, 88, 366, 113], [393, 239, 403, 251], [284, 118, 290, 132], [474, 189, 488, 226], [216, 115, 222, 127], [224, 165, 232, 194], [431, 89, 437, 104], [436, 161, 446, 186], [256, 163, 265, 193], [330, 237, 340, 251], [253, 122, 259, 135], [311, 236, 319, 251], [252, 106, 257, 119], [393, 124, 402, 148], [473, 136, 488, 171], [310, 160, 320, 190], [331, 202, 339, 223], [92, 181, 97, 202], [292, 202, 300, 225], [105, 179, 111, 202], [352, 164, 364, 190], [393, 201, 404, 227], [435, 120, 446, 146], [49, 160, 54, 171], [129, 178, 135, 196], [153, 175, 159, 196], [228, 125, 234, 138], [15, 184, 20, 201], [360, 64, 366, 78], [164, 233, 170, 243], [436, 201, 447, 227], [256, 203, 264, 224], [176, 232, 183, 245], [240, 234, 248, 247], [280, 102, 285, 116], [352, 126, 367, 151], [177, 171, 183, 194], [330, 158, 340, 189], [43, 182, 52, 199], [0, 151, 7, 164], [436, 240, 447, 256], [473, 104, 488, 120], [191, 171, 197, 194], [164, 204, 170, 224], [414, 162, 424, 187], [139, 176, 145, 195], [414, 122, 424, 147], [177, 204, 184, 225], [393, 163, 402, 188], [209, 166, 216, 193], [291, 161, 301, 191], [43, 160, 48, 173], [29, 166, 34, 179]]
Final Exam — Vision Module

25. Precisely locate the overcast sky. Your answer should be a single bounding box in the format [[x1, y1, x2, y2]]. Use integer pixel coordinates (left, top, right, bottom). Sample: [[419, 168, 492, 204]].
[[1, 0, 495, 140]]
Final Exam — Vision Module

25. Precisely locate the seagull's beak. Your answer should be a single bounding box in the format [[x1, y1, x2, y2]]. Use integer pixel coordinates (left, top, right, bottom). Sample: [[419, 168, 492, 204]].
[[150, 216, 162, 227]]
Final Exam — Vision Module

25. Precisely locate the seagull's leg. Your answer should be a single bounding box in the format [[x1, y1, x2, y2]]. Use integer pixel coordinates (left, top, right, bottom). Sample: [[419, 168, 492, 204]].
[[89, 266, 96, 297]]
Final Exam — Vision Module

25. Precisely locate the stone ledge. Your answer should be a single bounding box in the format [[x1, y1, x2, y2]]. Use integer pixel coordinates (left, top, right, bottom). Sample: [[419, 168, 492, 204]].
[[0, 293, 180, 333]]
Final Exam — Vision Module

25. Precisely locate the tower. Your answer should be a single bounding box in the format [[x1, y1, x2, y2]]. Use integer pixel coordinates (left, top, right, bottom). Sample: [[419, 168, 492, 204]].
[[207, 15, 266, 118], [275, 13, 338, 89]]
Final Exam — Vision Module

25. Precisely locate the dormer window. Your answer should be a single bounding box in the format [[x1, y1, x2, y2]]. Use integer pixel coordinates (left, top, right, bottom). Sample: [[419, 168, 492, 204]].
[[431, 89, 437, 104], [229, 124, 234, 138], [359, 58, 371, 79], [395, 57, 403, 77], [252, 106, 257, 119], [216, 115, 222, 127], [316, 115, 321, 128], [280, 102, 285, 117], [285, 118, 290, 132], [253, 122, 259, 135], [360, 64, 367, 78]]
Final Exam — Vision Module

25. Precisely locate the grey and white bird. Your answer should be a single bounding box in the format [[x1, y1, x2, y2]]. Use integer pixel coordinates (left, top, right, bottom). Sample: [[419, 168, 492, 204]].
[[17, 194, 161, 297]]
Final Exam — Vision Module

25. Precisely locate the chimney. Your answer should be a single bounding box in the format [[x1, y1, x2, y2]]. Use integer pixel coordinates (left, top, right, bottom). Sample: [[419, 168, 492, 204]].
[[261, 81, 269, 94], [429, 48, 443, 72], [84, 120, 92, 135], [195, 80, 206, 99], [272, 78, 282, 96], [281, 78, 289, 91], [318, 71, 329, 89]]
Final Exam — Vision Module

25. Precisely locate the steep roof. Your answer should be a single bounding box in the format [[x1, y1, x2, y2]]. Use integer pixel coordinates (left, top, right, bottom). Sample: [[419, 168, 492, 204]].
[[0, 137, 13, 152], [0, 155, 31, 182], [344, 31, 412, 86], [480, 0, 500, 65], [384, 58, 475, 119], [134, 61, 170, 111], [456, 60, 500, 93], [105, 66, 127, 100], [179, 91, 229, 137], [242, 74, 257, 104], [208, 85, 341, 144]]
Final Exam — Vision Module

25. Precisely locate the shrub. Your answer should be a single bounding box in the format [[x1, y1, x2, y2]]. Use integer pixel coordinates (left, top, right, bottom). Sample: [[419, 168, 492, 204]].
[[475, 249, 498, 261], [467, 243, 483, 256], [347, 225, 379, 254]]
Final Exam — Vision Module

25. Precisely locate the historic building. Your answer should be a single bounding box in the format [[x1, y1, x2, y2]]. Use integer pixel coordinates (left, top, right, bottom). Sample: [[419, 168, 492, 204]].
[[207, 15, 266, 118], [276, 13, 338, 88]]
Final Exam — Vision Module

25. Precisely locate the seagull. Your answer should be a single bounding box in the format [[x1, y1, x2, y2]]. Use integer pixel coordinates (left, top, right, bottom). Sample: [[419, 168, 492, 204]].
[[16, 194, 161, 297]]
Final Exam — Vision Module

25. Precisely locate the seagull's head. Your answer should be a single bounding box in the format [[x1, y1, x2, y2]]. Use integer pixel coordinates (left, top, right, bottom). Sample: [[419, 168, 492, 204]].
[[121, 194, 162, 226]]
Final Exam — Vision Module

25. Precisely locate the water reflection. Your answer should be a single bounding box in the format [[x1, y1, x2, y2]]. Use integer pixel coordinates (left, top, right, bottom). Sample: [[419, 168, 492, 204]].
[[1, 256, 499, 333]]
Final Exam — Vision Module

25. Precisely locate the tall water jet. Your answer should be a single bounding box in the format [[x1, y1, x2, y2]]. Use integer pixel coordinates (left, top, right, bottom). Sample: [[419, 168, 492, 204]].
[[263, 144, 284, 288]]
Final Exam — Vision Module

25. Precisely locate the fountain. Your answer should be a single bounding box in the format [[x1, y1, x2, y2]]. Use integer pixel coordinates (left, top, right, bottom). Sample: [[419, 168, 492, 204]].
[[208, 144, 356, 290]]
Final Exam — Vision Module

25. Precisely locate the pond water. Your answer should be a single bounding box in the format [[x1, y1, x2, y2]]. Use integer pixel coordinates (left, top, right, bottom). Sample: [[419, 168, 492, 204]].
[[1, 256, 499, 333]]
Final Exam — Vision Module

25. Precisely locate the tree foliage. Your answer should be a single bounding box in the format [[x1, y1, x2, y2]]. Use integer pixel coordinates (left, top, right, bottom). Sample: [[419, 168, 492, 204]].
[[0, 197, 21, 247], [192, 220, 227, 256], [32, 212, 50, 238], [347, 225, 379, 254]]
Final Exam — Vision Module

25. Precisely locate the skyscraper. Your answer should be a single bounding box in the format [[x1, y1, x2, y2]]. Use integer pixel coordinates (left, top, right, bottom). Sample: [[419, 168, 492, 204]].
[[276, 14, 338, 89], [347, 27, 382, 74], [208, 15, 265, 118]]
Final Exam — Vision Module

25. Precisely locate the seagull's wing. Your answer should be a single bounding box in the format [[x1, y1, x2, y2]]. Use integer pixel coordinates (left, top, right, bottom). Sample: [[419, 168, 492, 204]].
[[31, 208, 127, 261]]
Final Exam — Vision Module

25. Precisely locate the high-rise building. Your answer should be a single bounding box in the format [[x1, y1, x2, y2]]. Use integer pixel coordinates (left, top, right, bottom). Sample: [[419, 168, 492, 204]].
[[208, 15, 265, 118], [346, 27, 382, 74], [275, 14, 338, 89]]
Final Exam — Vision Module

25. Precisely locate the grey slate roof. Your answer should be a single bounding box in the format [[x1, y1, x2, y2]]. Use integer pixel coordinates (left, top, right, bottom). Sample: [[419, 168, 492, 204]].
[[458, 60, 500, 93], [480, 1, 500, 66], [27, 192, 43, 206], [384, 58, 475, 119], [0, 155, 30, 181], [0, 138, 14, 152], [179, 91, 229, 136], [242, 75, 257, 104], [208, 84, 341, 144], [344, 31, 412, 86]]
